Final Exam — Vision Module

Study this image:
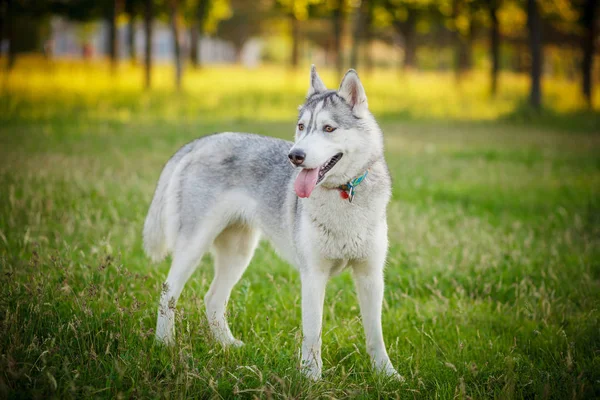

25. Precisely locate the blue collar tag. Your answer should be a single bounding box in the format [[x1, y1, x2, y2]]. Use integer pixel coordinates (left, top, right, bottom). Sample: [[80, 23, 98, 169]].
[[338, 170, 368, 203]]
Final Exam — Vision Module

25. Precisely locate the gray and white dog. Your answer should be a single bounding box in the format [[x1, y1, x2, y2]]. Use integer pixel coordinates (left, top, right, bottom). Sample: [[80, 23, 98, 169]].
[[143, 66, 399, 380]]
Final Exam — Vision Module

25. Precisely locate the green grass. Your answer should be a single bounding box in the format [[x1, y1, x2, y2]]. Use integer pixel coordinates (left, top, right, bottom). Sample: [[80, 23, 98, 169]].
[[0, 60, 599, 398]]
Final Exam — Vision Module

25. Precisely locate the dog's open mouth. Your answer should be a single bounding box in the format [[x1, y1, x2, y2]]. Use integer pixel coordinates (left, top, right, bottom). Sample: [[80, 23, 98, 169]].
[[294, 153, 343, 198], [316, 153, 343, 185]]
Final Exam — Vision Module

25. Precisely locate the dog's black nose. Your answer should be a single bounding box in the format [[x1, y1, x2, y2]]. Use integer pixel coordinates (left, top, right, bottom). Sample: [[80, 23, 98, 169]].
[[288, 150, 306, 166]]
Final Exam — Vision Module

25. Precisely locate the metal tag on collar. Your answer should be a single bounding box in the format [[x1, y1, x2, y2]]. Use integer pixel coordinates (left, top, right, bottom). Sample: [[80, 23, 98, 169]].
[[348, 186, 355, 203]]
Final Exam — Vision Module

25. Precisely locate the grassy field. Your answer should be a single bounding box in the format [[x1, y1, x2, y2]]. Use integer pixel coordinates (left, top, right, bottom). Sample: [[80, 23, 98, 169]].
[[1, 60, 599, 398]]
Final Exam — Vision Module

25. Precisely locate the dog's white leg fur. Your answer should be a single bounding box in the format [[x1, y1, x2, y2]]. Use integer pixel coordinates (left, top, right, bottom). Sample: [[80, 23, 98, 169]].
[[206, 224, 260, 347], [155, 210, 231, 346], [352, 266, 400, 378], [300, 268, 329, 380], [352, 225, 401, 379], [156, 242, 207, 345]]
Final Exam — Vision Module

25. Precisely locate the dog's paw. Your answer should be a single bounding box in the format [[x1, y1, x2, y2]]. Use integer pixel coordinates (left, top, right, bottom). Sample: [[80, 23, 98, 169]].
[[155, 333, 175, 347], [301, 366, 321, 381], [300, 361, 322, 381], [374, 361, 404, 381], [386, 369, 405, 382], [382, 367, 405, 382], [219, 337, 244, 348]]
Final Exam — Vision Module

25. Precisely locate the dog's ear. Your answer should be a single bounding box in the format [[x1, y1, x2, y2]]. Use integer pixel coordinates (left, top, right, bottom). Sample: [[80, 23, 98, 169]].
[[307, 65, 327, 97], [338, 69, 368, 114]]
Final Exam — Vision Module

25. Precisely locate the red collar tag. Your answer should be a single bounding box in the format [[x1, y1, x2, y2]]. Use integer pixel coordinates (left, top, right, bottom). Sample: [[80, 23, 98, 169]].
[[339, 190, 349, 200]]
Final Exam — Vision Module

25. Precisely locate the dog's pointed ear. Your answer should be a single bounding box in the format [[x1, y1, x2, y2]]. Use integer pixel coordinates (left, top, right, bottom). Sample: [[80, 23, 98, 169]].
[[338, 69, 368, 114], [307, 65, 327, 97]]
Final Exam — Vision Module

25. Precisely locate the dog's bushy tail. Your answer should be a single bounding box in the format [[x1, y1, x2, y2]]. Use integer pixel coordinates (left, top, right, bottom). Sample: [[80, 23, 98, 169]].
[[143, 158, 178, 263]]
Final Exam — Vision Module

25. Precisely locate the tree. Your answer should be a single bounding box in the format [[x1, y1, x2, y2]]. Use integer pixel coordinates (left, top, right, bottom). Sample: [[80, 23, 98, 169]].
[[144, 0, 153, 89], [216, 0, 265, 62], [108, 0, 124, 73], [290, 10, 300, 67], [527, 0, 542, 110], [0, 0, 6, 66], [125, 0, 140, 63], [169, 0, 183, 90], [2, 0, 53, 71], [397, 7, 418, 69], [581, 0, 597, 107], [5, 0, 14, 71], [452, 0, 473, 79], [349, 0, 376, 71], [489, 0, 500, 96], [274, 0, 316, 69], [186, 0, 231, 67], [363, 0, 375, 74], [332, 0, 344, 77], [378, 0, 440, 71], [349, 0, 364, 68], [189, 0, 210, 68]]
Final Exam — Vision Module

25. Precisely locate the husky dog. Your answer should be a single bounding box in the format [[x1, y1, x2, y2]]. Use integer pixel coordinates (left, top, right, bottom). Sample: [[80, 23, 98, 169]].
[[143, 66, 399, 380]]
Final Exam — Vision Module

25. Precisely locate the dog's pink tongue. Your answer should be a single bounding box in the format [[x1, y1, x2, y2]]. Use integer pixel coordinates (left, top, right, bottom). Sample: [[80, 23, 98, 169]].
[[294, 168, 319, 198]]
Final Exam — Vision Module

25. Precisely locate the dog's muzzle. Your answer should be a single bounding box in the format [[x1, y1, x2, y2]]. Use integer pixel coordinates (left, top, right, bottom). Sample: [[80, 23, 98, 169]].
[[288, 149, 306, 167]]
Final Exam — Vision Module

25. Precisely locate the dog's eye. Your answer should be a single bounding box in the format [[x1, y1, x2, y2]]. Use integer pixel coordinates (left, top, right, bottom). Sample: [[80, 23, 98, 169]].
[[298, 123, 305, 131], [324, 125, 336, 133]]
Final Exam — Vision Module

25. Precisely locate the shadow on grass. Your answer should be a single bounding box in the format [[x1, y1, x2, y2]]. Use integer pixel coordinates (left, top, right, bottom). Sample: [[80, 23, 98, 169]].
[[499, 101, 600, 135]]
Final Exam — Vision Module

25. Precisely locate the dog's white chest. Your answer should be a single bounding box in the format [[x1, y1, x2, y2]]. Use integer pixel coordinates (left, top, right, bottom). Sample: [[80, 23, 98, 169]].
[[317, 221, 372, 259], [303, 196, 380, 260]]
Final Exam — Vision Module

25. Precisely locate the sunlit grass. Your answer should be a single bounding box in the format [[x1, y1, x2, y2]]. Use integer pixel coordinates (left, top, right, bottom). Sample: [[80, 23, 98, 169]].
[[2, 56, 598, 124]]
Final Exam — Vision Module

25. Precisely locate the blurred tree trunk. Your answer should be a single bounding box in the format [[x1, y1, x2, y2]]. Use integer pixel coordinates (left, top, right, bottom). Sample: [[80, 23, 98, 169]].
[[350, 0, 367, 69], [290, 13, 300, 69], [464, 18, 474, 70], [454, 2, 474, 80], [490, 0, 500, 96], [128, 19, 136, 63], [403, 23, 416, 70], [332, 0, 343, 79], [126, 1, 136, 64], [169, 0, 182, 90], [364, 0, 374, 75], [512, 44, 527, 73], [109, 0, 124, 73], [452, 0, 463, 81], [527, 0, 542, 110], [191, 0, 209, 68], [393, 9, 417, 70], [0, 0, 5, 54], [144, 0, 152, 89], [190, 26, 199, 67], [234, 45, 243, 64], [6, 0, 14, 70], [581, 0, 597, 107]]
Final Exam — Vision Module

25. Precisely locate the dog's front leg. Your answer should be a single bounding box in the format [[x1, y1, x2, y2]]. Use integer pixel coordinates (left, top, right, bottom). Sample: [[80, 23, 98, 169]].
[[352, 230, 401, 379], [300, 268, 329, 380]]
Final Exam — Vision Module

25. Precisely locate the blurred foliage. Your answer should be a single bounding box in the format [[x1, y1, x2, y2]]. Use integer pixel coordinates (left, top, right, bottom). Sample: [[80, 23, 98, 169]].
[[4, 0, 588, 51], [1, 0, 596, 107]]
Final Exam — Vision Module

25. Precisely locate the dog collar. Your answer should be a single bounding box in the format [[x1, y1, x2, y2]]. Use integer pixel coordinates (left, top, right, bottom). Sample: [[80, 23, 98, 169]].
[[338, 170, 368, 203]]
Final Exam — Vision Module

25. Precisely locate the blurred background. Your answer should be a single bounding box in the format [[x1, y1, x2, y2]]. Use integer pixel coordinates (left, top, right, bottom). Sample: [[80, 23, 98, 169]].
[[0, 0, 598, 119]]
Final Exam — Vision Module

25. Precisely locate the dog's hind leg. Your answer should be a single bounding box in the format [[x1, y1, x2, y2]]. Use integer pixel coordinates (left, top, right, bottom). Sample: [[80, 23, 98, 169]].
[[156, 230, 218, 346], [206, 223, 260, 347]]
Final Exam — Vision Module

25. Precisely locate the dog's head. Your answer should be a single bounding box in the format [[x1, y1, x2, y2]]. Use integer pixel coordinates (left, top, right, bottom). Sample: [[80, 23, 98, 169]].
[[289, 66, 383, 198]]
